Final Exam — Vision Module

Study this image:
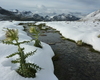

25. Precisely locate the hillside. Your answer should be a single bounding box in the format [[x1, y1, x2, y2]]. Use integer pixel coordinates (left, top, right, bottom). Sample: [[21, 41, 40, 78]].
[[81, 9, 100, 21]]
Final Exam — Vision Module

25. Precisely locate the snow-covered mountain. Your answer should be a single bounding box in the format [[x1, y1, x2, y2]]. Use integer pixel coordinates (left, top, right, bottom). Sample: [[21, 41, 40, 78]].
[[21, 11, 33, 18], [0, 7, 18, 20], [0, 7, 13, 15], [11, 9, 81, 21], [0, 7, 83, 21], [69, 12, 85, 18], [81, 9, 100, 21], [11, 9, 33, 18], [38, 12, 57, 18], [51, 13, 80, 21]]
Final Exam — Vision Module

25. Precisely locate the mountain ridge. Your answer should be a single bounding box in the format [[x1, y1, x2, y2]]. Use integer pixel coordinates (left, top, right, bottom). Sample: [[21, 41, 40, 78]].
[[0, 7, 83, 21]]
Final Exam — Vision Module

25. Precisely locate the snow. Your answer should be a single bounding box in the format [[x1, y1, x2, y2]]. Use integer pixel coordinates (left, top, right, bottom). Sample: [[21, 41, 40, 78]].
[[1, 19, 100, 80], [0, 21, 58, 80], [37, 21, 100, 52], [81, 9, 100, 21]]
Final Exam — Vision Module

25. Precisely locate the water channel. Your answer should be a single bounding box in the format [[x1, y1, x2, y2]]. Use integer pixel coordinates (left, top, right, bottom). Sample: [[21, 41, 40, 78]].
[[23, 23, 100, 80]]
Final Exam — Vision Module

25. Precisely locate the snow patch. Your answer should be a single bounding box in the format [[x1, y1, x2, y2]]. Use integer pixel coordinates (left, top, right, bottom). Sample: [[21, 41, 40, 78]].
[[0, 21, 58, 80], [37, 21, 100, 52]]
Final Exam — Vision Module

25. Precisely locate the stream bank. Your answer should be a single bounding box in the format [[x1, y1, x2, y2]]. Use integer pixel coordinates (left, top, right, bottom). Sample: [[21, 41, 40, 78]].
[[22, 23, 100, 80]]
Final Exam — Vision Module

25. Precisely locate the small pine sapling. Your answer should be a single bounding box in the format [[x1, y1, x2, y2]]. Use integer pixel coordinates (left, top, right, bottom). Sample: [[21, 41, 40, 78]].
[[1, 28, 41, 78], [29, 26, 42, 48]]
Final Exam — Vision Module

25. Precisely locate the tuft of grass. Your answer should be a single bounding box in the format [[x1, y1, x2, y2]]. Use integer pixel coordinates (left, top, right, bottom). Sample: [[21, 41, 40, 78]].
[[76, 40, 83, 46], [78, 42, 100, 53], [60, 36, 67, 40], [97, 34, 100, 38]]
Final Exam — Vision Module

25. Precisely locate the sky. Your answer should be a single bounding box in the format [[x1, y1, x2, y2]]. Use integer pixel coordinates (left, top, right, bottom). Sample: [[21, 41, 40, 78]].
[[0, 0, 100, 14]]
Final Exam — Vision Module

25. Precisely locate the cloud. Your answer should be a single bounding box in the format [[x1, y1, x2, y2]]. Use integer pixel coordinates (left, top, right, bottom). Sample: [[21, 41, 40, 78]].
[[77, 0, 100, 4], [0, 0, 100, 14]]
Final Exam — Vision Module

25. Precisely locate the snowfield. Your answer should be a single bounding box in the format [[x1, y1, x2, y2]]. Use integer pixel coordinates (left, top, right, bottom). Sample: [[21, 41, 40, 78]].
[[0, 21, 58, 80], [37, 21, 100, 52], [0, 20, 100, 80]]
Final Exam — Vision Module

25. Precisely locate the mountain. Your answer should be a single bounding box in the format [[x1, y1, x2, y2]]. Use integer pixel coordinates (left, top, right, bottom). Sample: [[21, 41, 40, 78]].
[[69, 12, 85, 18], [0, 7, 14, 20], [0, 7, 22, 20], [51, 13, 80, 21], [80, 10, 100, 21], [0, 7, 82, 21], [44, 15, 51, 21], [0, 7, 13, 15], [12, 10, 33, 18], [38, 12, 57, 17], [32, 14, 44, 21]]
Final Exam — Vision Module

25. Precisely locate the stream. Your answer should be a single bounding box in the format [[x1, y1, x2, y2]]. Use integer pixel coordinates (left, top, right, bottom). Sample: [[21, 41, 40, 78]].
[[23, 23, 100, 80]]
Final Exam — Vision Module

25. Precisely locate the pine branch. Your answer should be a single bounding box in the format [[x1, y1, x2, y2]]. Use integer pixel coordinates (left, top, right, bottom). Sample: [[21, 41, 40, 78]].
[[6, 52, 19, 58], [24, 50, 37, 59]]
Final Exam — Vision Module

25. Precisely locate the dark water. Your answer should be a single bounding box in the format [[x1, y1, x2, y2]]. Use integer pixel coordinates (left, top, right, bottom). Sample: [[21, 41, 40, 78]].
[[24, 24, 100, 80]]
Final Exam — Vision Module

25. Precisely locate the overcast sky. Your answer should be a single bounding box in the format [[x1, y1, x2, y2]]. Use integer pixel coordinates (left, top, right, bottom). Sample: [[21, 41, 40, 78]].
[[0, 0, 100, 14]]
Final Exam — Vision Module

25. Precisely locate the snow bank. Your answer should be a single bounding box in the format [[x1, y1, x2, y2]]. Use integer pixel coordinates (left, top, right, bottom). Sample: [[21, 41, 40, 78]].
[[0, 21, 58, 80], [37, 21, 100, 52]]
